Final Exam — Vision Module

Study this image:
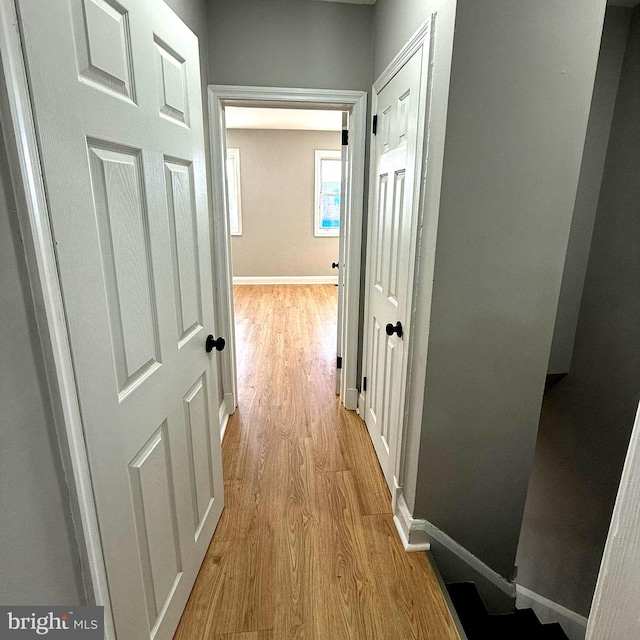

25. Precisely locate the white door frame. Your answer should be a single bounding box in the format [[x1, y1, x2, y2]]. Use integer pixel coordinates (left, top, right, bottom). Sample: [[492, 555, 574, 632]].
[[361, 18, 436, 516], [0, 3, 115, 637], [208, 85, 367, 413]]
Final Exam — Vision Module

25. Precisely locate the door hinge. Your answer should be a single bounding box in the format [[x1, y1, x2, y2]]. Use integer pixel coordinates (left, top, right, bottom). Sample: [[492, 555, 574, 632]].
[[341, 129, 349, 146], [337, 356, 343, 369], [372, 115, 378, 135], [362, 376, 367, 392]]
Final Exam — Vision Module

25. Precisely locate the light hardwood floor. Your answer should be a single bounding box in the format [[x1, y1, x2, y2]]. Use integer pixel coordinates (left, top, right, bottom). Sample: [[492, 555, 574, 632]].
[[173, 285, 460, 640]]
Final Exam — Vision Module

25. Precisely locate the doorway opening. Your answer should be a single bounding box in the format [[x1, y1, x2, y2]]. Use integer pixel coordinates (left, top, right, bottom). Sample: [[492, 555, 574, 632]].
[[208, 86, 367, 423], [223, 106, 345, 406]]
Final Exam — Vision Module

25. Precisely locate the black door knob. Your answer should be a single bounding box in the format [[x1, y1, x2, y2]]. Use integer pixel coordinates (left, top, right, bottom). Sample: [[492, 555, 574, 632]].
[[206, 334, 226, 352], [332, 262, 339, 269], [385, 321, 403, 338]]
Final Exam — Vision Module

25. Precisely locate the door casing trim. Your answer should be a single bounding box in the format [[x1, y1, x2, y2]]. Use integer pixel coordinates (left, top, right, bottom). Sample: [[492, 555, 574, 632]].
[[208, 85, 367, 412], [0, 2, 115, 636]]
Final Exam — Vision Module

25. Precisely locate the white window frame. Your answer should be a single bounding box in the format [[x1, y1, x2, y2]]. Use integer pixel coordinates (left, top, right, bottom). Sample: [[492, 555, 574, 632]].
[[314, 149, 342, 237], [226, 147, 242, 236]]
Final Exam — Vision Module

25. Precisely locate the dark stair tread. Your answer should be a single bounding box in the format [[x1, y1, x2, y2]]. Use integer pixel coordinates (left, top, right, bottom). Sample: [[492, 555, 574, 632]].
[[446, 582, 567, 640], [488, 613, 539, 639], [540, 622, 570, 639], [446, 582, 489, 634], [446, 582, 488, 617], [515, 607, 543, 628]]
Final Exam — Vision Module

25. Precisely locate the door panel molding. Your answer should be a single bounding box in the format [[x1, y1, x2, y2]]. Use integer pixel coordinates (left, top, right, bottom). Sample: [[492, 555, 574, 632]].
[[0, 3, 115, 637], [208, 84, 367, 413]]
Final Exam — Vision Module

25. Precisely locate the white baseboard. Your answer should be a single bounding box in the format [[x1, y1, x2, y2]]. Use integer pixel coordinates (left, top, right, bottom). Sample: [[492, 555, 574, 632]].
[[219, 401, 229, 441], [422, 519, 516, 598], [391, 477, 402, 514], [233, 275, 338, 285], [516, 585, 587, 640], [343, 387, 358, 411], [357, 392, 365, 418], [393, 493, 431, 552]]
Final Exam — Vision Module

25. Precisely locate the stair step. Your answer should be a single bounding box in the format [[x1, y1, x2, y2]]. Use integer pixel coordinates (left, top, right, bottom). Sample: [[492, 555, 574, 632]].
[[488, 613, 540, 639], [516, 607, 543, 629], [446, 582, 488, 634], [487, 613, 521, 635], [540, 622, 570, 639], [446, 581, 569, 640], [446, 582, 488, 618]]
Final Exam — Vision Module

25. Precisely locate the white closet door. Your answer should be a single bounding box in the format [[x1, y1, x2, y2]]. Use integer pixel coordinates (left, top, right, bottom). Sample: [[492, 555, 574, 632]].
[[364, 47, 423, 491]]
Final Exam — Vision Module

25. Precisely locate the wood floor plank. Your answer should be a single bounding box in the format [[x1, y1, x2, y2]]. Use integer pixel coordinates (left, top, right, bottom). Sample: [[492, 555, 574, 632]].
[[173, 285, 460, 640], [173, 524, 275, 638], [214, 629, 273, 639], [308, 399, 348, 473], [273, 438, 317, 639], [363, 514, 462, 639], [337, 408, 391, 515], [314, 470, 385, 639], [212, 478, 257, 542]]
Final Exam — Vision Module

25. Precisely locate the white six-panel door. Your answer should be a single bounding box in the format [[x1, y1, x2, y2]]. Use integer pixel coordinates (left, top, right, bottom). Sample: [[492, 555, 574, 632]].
[[17, 1, 223, 638], [364, 47, 424, 492]]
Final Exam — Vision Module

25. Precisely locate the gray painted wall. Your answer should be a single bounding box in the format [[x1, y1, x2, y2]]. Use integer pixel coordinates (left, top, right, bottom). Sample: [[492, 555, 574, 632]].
[[165, 0, 208, 45], [411, 0, 605, 580], [227, 128, 340, 278], [206, 0, 373, 92], [0, 125, 84, 605], [372, 0, 431, 79], [517, 6, 640, 617], [548, 7, 631, 374]]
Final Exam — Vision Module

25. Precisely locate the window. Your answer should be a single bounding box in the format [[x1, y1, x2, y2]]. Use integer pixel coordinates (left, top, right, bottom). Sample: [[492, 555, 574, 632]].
[[226, 148, 242, 235], [314, 149, 342, 237]]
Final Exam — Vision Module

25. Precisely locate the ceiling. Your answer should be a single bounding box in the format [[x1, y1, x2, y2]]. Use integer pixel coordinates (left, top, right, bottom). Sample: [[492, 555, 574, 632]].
[[225, 107, 343, 131]]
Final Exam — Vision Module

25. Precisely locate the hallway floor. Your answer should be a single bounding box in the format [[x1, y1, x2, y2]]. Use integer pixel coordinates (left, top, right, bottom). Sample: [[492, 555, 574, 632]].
[[173, 285, 459, 639]]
